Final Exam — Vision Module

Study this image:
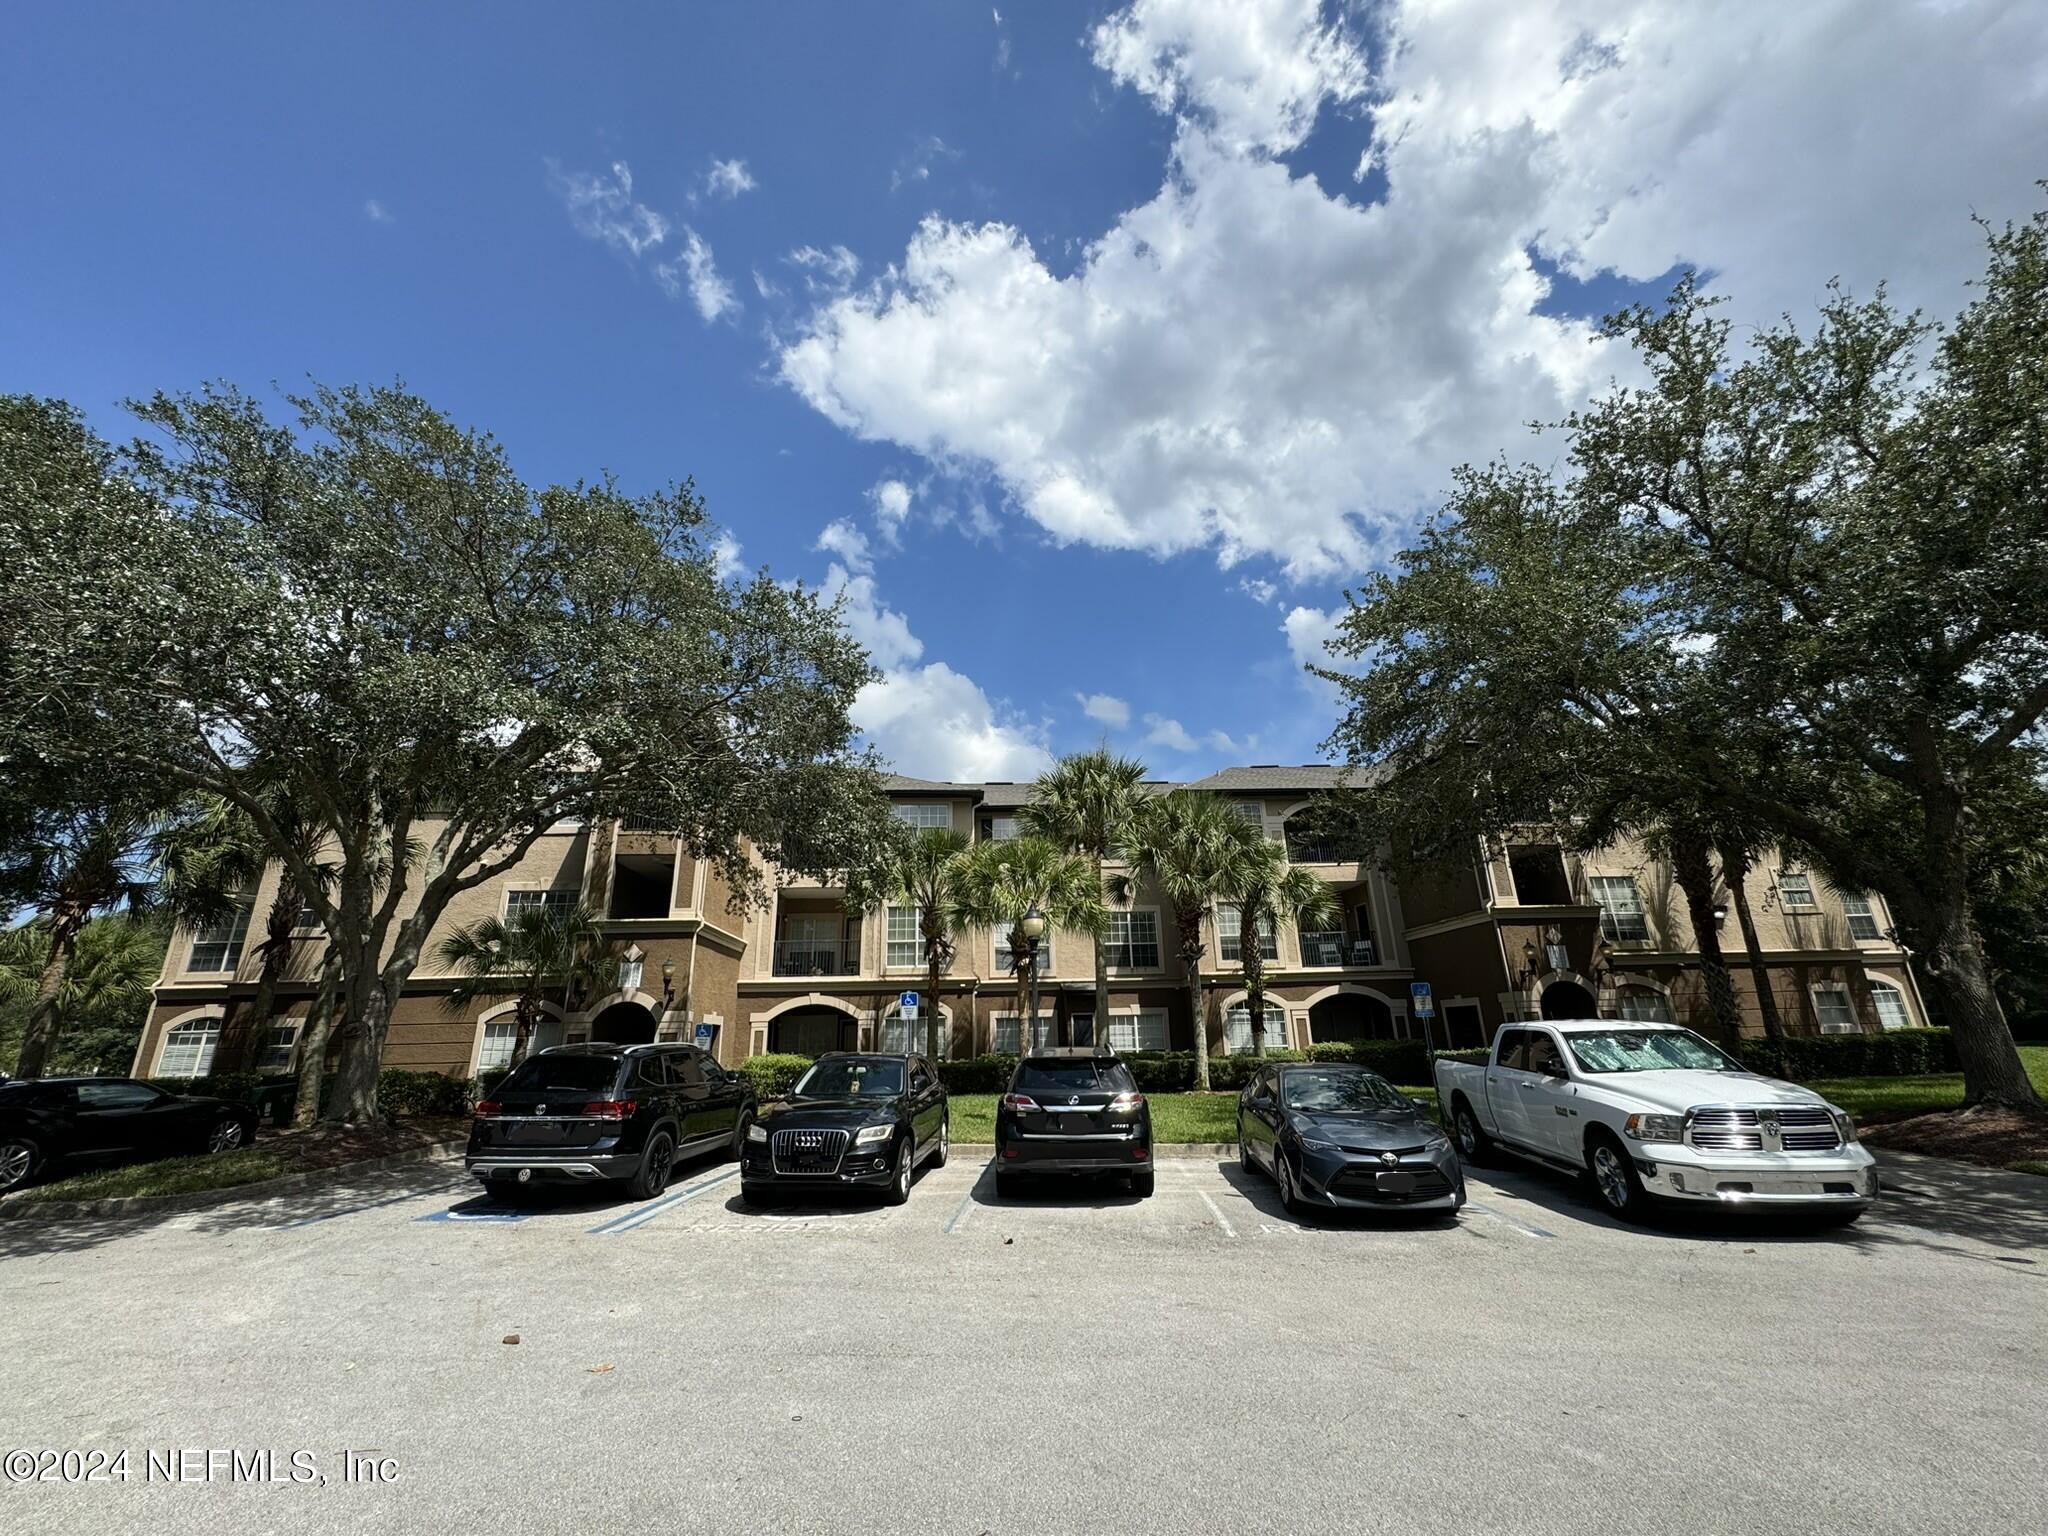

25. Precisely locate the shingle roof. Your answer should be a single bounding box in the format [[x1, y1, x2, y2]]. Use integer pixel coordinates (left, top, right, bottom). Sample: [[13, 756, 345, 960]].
[[879, 775, 985, 797], [882, 765, 1372, 802], [1183, 764, 1358, 793]]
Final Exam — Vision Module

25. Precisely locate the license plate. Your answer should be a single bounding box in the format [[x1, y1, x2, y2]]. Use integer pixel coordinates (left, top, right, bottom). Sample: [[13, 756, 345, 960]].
[[1375, 1170, 1417, 1194], [507, 1123, 568, 1146]]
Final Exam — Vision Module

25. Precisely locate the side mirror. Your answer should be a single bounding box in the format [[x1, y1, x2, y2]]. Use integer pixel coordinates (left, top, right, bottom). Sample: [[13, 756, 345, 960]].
[[1541, 1060, 1569, 1079]]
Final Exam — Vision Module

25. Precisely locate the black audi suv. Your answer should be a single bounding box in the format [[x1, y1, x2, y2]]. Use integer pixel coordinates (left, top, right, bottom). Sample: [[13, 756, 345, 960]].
[[1238, 1062, 1463, 1218], [0, 1077, 260, 1195], [740, 1052, 947, 1206], [466, 1042, 754, 1200], [995, 1048, 1154, 1198]]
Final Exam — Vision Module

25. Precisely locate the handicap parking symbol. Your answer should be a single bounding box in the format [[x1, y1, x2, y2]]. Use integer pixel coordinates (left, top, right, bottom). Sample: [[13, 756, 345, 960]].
[[417, 1201, 533, 1224]]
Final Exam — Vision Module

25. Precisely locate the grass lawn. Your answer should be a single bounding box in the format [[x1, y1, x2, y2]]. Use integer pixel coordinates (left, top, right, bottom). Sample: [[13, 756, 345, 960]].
[[1808, 1044, 2048, 1125], [15, 1147, 285, 1204], [949, 1091, 1443, 1144]]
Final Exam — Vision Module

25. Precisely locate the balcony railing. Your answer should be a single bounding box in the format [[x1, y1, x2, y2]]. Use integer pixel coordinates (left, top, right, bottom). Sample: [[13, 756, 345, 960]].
[[1298, 932, 1377, 968], [772, 940, 861, 977]]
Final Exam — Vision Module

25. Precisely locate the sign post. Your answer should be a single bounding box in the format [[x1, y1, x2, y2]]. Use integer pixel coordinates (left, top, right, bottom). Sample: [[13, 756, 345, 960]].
[[1410, 982, 1441, 1116], [899, 990, 919, 1020]]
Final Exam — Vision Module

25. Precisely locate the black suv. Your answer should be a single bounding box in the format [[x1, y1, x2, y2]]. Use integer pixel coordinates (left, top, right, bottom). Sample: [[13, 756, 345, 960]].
[[0, 1077, 259, 1194], [995, 1049, 1154, 1198], [467, 1043, 754, 1200], [741, 1052, 947, 1206]]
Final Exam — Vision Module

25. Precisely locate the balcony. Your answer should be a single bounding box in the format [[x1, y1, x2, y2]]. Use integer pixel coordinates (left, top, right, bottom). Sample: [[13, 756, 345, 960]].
[[772, 939, 862, 977], [1299, 931, 1377, 968]]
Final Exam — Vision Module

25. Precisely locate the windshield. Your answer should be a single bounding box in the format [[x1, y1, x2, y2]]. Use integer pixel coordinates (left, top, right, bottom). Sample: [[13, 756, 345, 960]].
[[500, 1055, 621, 1093], [794, 1058, 905, 1098], [1015, 1061, 1134, 1093], [1281, 1069, 1408, 1113], [1565, 1029, 1741, 1074]]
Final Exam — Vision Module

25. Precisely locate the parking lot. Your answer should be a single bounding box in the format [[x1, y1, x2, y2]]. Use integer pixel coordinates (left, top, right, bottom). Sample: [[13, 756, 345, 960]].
[[2, 1149, 2043, 1536]]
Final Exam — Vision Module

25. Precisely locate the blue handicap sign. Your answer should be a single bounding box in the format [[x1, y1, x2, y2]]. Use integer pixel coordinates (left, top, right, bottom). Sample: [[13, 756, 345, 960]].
[[899, 990, 919, 1015], [1409, 981, 1435, 1017], [693, 1023, 715, 1049], [418, 1201, 532, 1224]]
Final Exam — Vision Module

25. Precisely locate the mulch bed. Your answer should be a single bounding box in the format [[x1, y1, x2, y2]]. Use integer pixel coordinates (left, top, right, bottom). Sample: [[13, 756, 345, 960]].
[[1860, 1106, 2048, 1174], [252, 1116, 469, 1175]]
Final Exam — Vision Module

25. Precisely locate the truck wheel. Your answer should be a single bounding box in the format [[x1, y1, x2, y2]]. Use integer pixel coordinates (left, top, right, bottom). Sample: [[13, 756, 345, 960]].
[[1587, 1132, 1648, 1220], [627, 1132, 676, 1201], [1451, 1099, 1495, 1167]]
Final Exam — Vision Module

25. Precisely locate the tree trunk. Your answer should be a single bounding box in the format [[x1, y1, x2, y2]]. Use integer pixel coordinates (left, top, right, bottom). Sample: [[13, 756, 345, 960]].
[[509, 991, 538, 1068], [291, 949, 342, 1130], [241, 890, 300, 1073], [1912, 892, 2041, 1110], [15, 907, 86, 1080], [1240, 905, 1267, 1057], [925, 946, 943, 1061], [1182, 928, 1211, 1092], [1720, 846, 1786, 1043], [1667, 828, 1743, 1046], [323, 948, 389, 1123], [1091, 852, 1111, 1049]]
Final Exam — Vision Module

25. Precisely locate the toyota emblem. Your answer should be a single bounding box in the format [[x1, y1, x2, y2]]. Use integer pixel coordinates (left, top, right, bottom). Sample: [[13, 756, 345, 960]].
[[1379, 1151, 1400, 1167]]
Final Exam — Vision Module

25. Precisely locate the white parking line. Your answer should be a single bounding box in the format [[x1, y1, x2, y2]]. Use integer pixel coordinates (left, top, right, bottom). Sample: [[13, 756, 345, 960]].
[[588, 1167, 741, 1235], [1463, 1198, 1557, 1239], [944, 1162, 995, 1234], [1195, 1186, 1238, 1239]]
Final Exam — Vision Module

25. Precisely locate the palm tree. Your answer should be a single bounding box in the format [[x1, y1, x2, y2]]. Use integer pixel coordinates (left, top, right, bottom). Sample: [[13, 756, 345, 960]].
[[433, 902, 605, 1070], [869, 827, 970, 1058], [1022, 751, 1151, 1045], [0, 914, 164, 1075], [1220, 836, 1338, 1058], [951, 836, 1106, 1052], [1, 800, 167, 1078], [1124, 792, 1246, 1090]]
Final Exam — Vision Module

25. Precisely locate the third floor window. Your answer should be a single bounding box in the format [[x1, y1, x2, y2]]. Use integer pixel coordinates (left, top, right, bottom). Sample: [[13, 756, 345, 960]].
[[1590, 875, 1649, 941], [1217, 904, 1277, 963], [1104, 910, 1161, 968]]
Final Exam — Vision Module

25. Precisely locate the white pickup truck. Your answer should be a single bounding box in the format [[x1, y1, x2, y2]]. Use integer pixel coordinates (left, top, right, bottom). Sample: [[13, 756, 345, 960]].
[[1434, 1019, 1877, 1224]]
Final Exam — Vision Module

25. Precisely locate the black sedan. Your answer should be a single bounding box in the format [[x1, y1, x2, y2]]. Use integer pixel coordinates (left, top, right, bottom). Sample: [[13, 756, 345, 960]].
[[995, 1049, 1154, 1198], [0, 1077, 259, 1195], [467, 1042, 755, 1200], [1238, 1063, 1464, 1218], [741, 1052, 947, 1206]]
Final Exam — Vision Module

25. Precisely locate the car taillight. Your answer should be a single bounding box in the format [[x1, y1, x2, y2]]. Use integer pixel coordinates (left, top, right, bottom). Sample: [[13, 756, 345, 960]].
[[582, 1099, 636, 1120], [1001, 1094, 1039, 1111], [1109, 1091, 1146, 1112], [473, 1101, 501, 1118]]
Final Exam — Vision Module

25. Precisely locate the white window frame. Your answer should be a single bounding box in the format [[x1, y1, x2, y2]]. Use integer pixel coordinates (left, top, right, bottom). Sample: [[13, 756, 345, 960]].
[[1590, 875, 1649, 942], [1812, 983, 1858, 1034], [504, 888, 578, 921], [1104, 909, 1161, 969], [1841, 891, 1881, 941], [892, 803, 953, 831], [985, 814, 1024, 842], [1230, 801, 1267, 833], [990, 1012, 1054, 1054], [1869, 981, 1910, 1031], [1778, 870, 1819, 911], [255, 1021, 300, 1074], [994, 929, 1052, 973], [187, 906, 252, 973], [1105, 1009, 1170, 1053], [885, 905, 923, 969], [157, 1018, 223, 1077], [1613, 987, 1674, 1024], [1223, 1002, 1288, 1053], [1217, 903, 1277, 964], [879, 1008, 949, 1058], [476, 1019, 519, 1073]]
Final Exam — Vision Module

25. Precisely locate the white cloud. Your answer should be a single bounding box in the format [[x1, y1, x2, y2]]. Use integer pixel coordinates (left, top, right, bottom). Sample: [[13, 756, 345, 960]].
[[705, 157, 757, 199], [1282, 602, 1356, 703], [548, 159, 669, 256], [869, 477, 913, 539], [780, 0, 2048, 581], [710, 531, 744, 581], [815, 518, 873, 575], [1143, 713, 1200, 753], [854, 663, 1053, 781], [1238, 576, 1277, 604], [890, 135, 961, 194], [1077, 692, 1132, 729], [656, 227, 739, 323], [820, 561, 920, 670], [752, 268, 783, 300], [363, 198, 394, 224], [787, 244, 862, 294]]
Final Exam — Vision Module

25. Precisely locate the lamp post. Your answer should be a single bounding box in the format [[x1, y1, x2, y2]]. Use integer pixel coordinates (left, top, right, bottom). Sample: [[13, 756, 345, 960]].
[[661, 957, 676, 1010], [1018, 905, 1046, 1051]]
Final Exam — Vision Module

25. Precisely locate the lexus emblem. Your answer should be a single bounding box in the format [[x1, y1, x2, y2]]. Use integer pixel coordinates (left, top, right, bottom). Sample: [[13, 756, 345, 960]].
[[535, 1104, 546, 1115], [1068, 1095, 1080, 1106], [1380, 1151, 1400, 1167]]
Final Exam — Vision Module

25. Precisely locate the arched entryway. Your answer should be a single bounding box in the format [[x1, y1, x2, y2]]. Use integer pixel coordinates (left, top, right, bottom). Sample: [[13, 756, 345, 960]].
[[769, 1005, 858, 1057], [1308, 991, 1396, 1044], [1539, 980, 1598, 1020], [589, 999, 659, 1045]]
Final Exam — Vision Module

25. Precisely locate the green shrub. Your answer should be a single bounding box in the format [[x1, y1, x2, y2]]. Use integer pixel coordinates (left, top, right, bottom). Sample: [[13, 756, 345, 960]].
[[476, 1066, 512, 1096], [937, 1054, 1017, 1093], [375, 1068, 475, 1117], [146, 1071, 295, 1102], [738, 1053, 814, 1100], [1736, 1028, 1957, 1082]]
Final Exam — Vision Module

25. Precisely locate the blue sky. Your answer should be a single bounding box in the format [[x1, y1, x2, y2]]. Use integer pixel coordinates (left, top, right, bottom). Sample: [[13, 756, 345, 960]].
[[6, 1, 2042, 783]]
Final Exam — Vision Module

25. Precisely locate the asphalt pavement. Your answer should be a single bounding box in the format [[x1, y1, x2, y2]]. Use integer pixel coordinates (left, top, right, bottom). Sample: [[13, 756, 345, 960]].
[[0, 1146, 2042, 1535]]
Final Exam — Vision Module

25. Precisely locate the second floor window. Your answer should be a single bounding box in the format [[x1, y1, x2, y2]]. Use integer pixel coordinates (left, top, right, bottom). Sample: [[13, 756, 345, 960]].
[[1590, 875, 1649, 941], [1217, 904, 1277, 963], [1779, 870, 1819, 910], [996, 928, 1052, 972], [886, 905, 922, 967], [1841, 891, 1881, 940], [506, 888, 578, 920], [893, 803, 952, 830], [188, 906, 251, 972], [986, 814, 1024, 841], [1104, 910, 1161, 968]]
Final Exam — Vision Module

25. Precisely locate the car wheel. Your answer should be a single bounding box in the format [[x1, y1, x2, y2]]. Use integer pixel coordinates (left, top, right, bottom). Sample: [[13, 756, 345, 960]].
[[0, 1138, 38, 1195], [1275, 1147, 1307, 1218], [1238, 1117, 1254, 1172], [1587, 1133, 1647, 1220], [729, 1111, 754, 1161], [1451, 1100, 1494, 1167], [1130, 1168, 1155, 1199], [206, 1117, 248, 1154], [883, 1136, 913, 1206], [932, 1120, 949, 1168], [628, 1132, 676, 1201]]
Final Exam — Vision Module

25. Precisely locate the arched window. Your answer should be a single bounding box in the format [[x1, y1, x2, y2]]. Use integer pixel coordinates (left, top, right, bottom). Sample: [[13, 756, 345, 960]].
[[1869, 981, 1910, 1031], [158, 1018, 222, 1077], [1612, 986, 1674, 1024]]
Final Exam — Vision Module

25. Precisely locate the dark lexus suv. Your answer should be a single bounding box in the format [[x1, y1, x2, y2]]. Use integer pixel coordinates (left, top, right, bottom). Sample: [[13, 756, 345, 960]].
[[741, 1052, 947, 1206], [0, 1077, 259, 1195], [995, 1049, 1153, 1198], [467, 1043, 755, 1200]]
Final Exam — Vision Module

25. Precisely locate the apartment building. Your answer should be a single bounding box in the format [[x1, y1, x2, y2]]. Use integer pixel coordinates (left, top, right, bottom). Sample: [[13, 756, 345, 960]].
[[131, 767, 1930, 1082]]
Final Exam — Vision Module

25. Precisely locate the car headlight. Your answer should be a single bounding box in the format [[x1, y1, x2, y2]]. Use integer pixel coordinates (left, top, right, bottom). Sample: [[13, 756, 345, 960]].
[[854, 1123, 894, 1145], [746, 1122, 768, 1144], [1831, 1109, 1858, 1143], [1623, 1113, 1687, 1143], [1296, 1133, 1339, 1152]]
